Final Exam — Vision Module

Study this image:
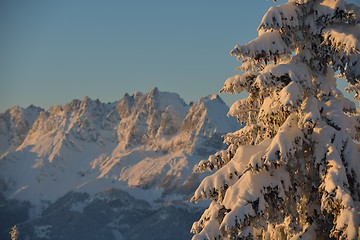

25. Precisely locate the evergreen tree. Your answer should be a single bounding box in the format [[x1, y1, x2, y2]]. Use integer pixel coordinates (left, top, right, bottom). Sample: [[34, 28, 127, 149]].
[[191, 0, 360, 239], [9, 225, 19, 240]]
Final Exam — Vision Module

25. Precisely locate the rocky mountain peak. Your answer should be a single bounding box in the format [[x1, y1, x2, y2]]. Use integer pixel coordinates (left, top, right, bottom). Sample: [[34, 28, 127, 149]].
[[0, 105, 43, 156], [0, 89, 239, 205]]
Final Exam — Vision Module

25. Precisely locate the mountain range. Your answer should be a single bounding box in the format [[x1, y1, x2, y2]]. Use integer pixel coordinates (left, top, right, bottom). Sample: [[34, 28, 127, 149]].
[[0, 88, 239, 240]]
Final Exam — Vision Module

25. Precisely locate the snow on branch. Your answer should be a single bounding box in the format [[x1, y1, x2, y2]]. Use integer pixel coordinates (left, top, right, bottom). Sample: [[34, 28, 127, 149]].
[[258, 2, 303, 34], [314, 0, 360, 24], [192, 141, 270, 203], [220, 166, 290, 234], [299, 95, 321, 130], [257, 97, 286, 130], [322, 98, 352, 133], [221, 71, 258, 94], [278, 81, 303, 111], [253, 114, 303, 168], [230, 30, 291, 68], [322, 24, 360, 55], [254, 61, 312, 95], [191, 202, 223, 240], [192, 160, 242, 202], [319, 144, 359, 239], [223, 124, 261, 146], [228, 97, 259, 124], [194, 149, 233, 172]]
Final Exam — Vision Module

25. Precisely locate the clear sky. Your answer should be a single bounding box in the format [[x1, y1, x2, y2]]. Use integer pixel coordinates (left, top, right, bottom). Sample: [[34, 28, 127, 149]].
[[0, 0, 357, 112]]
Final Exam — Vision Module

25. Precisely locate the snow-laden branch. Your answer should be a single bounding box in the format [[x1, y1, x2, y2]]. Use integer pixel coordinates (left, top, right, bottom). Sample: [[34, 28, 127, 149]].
[[221, 71, 258, 94], [314, 0, 360, 24], [254, 61, 312, 94], [258, 2, 303, 34], [223, 124, 261, 146], [250, 114, 303, 168], [299, 95, 321, 130], [319, 144, 359, 239], [278, 82, 303, 111], [323, 24, 360, 55], [220, 166, 290, 235], [228, 97, 259, 124], [192, 140, 271, 203], [230, 30, 291, 68], [191, 202, 222, 240]]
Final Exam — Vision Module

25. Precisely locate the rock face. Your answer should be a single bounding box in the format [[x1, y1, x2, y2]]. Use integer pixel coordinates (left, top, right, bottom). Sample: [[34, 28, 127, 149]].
[[0, 105, 42, 156], [0, 88, 238, 240]]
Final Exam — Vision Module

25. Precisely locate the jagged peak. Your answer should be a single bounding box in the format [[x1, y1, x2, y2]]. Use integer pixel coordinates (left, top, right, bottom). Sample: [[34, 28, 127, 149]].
[[119, 88, 188, 115], [133, 91, 144, 101], [199, 94, 225, 104], [119, 92, 134, 104], [82, 95, 91, 103], [0, 106, 24, 125], [149, 87, 159, 95], [80, 96, 97, 109], [63, 99, 82, 112], [48, 104, 63, 114], [26, 104, 44, 112], [1, 105, 42, 123], [116, 93, 135, 118], [146, 88, 187, 111], [7, 105, 22, 113]]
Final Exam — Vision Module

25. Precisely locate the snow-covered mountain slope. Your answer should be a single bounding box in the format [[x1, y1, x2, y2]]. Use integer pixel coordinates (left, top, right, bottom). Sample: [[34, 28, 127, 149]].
[[0, 88, 238, 205], [0, 105, 42, 157]]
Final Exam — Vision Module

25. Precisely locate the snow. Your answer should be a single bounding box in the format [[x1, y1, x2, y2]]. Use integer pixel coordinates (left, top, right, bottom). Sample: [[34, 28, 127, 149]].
[[192, 139, 271, 202], [263, 114, 303, 165], [258, 2, 302, 33], [228, 98, 252, 123], [191, 202, 222, 240], [335, 208, 359, 239], [220, 166, 290, 230], [314, 0, 360, 24], [201, 94, 238, 134], [221, 71, 258, 94], [0, 89, 238, 209], [0, 105, 42, 156], [299, 95, 321, 129], [96, 149, 190, 188], [323, 24, 360, 55], [279, 82, 302, 109], [321, 146, 348, 194], [192, 0, 360, 238], [230, 30, 290, 68]]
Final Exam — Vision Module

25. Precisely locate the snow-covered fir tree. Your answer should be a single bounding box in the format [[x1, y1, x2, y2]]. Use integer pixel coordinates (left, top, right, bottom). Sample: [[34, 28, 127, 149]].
[[191, 0, 360, 239], [9, 225, 19, 240]]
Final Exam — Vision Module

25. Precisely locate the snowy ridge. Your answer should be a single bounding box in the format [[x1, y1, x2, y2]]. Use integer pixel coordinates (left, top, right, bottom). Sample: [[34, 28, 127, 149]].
[[0, 88, 238, 205], [0, 105, 42, 157]]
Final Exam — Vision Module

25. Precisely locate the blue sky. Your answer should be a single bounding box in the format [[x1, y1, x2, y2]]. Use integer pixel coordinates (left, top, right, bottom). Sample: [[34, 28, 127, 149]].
[[0, 0, 357, 112]]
